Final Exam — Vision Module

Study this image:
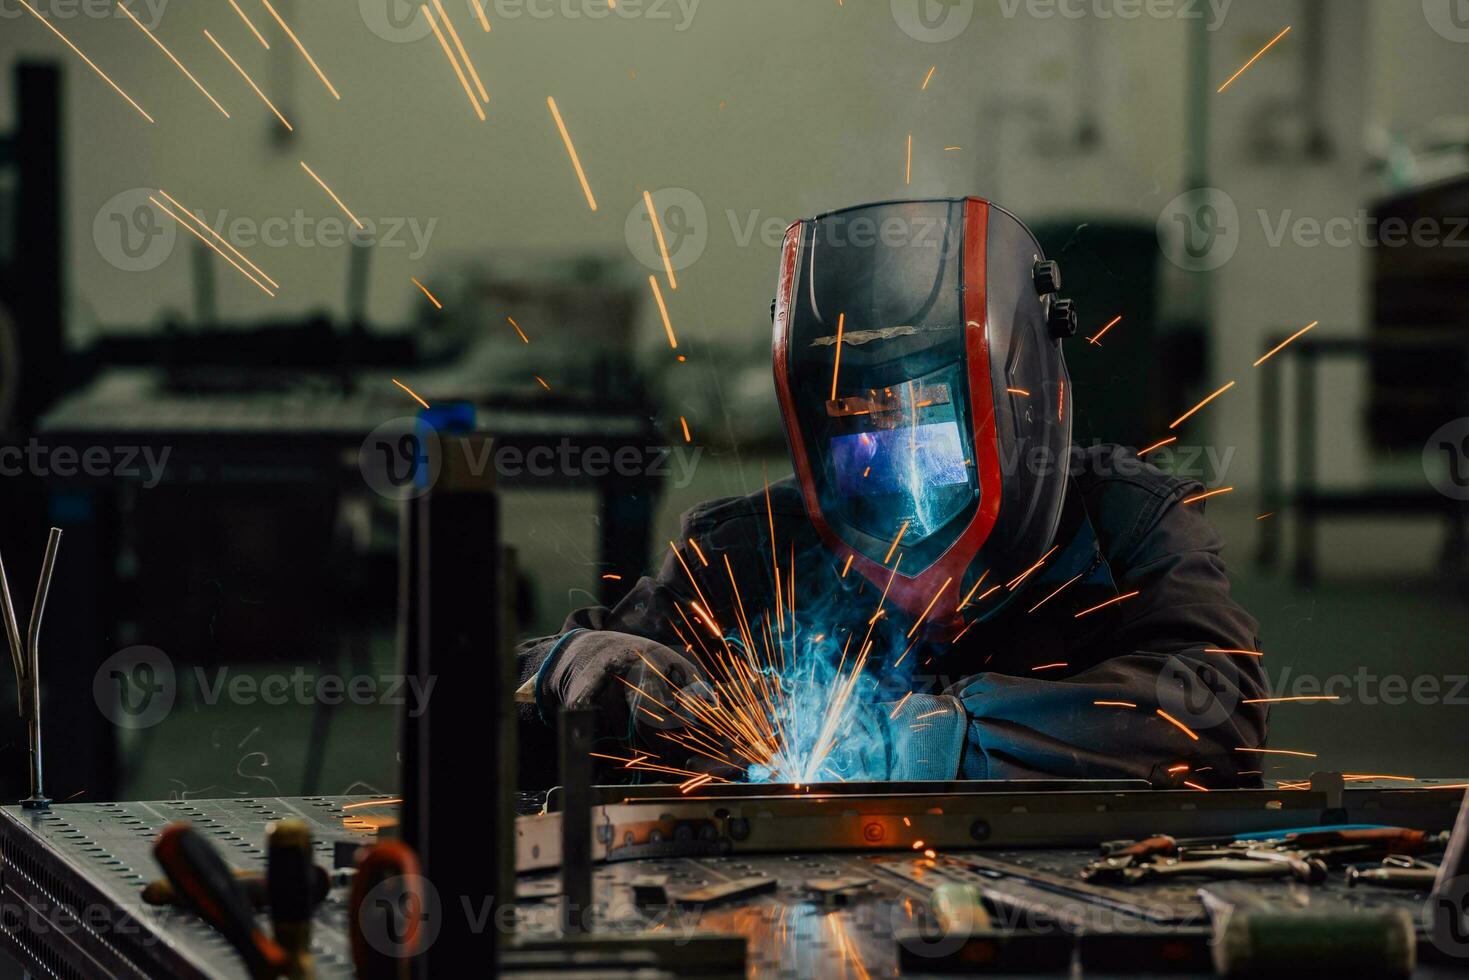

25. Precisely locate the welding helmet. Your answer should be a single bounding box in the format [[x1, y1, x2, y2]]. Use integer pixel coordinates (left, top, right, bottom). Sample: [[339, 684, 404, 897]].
[[773, 198, 1076, 624]]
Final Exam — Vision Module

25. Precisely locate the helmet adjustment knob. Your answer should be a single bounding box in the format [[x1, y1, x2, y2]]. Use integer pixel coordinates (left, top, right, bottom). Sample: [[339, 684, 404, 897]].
[[1047, 298, 1078, 339], [1032, 260, 1062, 296]]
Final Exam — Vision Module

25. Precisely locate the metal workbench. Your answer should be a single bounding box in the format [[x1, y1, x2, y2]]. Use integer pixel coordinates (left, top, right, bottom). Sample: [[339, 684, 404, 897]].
[[1, 782, 1465, 978]]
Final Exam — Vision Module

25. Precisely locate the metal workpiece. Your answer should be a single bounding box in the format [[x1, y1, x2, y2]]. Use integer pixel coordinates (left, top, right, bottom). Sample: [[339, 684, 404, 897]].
[[518, 778, 1467, 873]]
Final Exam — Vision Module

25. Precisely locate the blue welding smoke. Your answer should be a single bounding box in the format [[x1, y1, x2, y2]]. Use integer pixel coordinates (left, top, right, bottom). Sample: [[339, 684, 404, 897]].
[[738, 589, 915, 784]]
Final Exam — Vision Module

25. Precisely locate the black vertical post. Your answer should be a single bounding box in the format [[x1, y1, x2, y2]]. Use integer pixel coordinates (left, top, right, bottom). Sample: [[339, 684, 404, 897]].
[[558, 708, 593, 934], [399, 436, 505, 976], [1294, 350, 1317, 586], [1256, 338, 1282, 568], [12, 62, 63, 428]]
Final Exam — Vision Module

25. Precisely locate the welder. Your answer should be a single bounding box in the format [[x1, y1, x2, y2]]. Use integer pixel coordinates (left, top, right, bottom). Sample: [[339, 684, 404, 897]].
[[518, 198, 1269, 788]]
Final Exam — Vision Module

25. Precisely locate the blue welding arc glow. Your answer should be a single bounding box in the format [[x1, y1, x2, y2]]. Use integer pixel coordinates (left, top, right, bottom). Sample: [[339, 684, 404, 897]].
[[829, 421, 967, 541]]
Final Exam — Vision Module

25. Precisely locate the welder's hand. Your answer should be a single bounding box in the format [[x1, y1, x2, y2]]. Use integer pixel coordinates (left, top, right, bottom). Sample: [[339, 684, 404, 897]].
[[540, 631, 706, 741], [872, 694, 967, 781]]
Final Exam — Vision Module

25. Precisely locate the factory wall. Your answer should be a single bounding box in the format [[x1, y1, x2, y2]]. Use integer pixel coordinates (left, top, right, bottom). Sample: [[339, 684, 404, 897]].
[[1, 0, 1466, 496]]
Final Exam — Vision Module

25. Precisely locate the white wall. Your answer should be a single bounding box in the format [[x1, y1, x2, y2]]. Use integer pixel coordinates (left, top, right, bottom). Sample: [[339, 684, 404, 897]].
[[4, 0, 1468, 492]]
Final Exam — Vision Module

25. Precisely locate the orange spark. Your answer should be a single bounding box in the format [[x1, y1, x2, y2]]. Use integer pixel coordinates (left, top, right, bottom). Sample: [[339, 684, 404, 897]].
[[1253, 320, 1317, 367], [423, 5, 485, 121], [1094, 700, 1136, 708], [206, 30, 290, 130], [1183, 781, 1210, 792], [157, 190, 279, 290], [1169, 381, 1235, 429], [889, 692, 913, 720], [1006, 545, 1058, 590], [914, 707, 947, 721], [956, 570, 992, 611], [119, 4, 229, 118], [1235, 747, 1317, 759], [260, 0, 341, 100], [1137, 436, 1177, 457], [548, 96, 598, 211], [1074, 591, 1139, 619], [411, 277, 442, 309], [507, 316, 530, 343], [432, 0, 489, 103], [1156, 709, 1200, 741], [911, 840, 925, 850], [905, 133, 913, 185], [883, 521, 909, 564], [906, 577, 953, 638], [1205, 648, 1263, 657], [1218, 26, 1291, 93], [924, 849, 937, 859], [342, 798, 402, 810], [1027, 572, 1083, 614], [830, 313, 846, 401], [1031, 662, 1068, 672], [841, 554, 855, 578], [1256, 512, 1275, 521], [650, 276, 678, 349], [300, 161, 364, 229], [470, 0, 492, 30], [148, 196, 274, 296], [18, 0, 153, 122], [902, 816, 911, 826], [680, 416, 693, 444], [921, 66, 936, 90], [1182, 487, 1234, 506], [392, 379, 430, 409], [687, 538, 708, 567], [1241, 696, 1339, 704], [644, 190, 678, 290], [1007, 387, 1031, 397], [1167, 764, 1189, 774], [1088, 315, 1122, 345], [601, 573, 622, 581], [534, 375, 551, 391], [227, 0, 270, 47]]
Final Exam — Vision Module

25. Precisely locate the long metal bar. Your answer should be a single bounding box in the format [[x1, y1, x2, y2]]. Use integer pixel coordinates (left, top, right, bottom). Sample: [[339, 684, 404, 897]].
[[0, 548, 23, 708], [21, 528, 60, 809]]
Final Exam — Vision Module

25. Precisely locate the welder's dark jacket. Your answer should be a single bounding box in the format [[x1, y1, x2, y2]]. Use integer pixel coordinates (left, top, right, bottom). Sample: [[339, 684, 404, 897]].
[[517, 445, 1269, 788]]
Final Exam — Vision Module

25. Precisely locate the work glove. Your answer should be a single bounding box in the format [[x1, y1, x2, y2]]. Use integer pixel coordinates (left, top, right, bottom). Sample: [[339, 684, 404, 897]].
[[539, 630, 707, 745], [832, 694, 966, 782]]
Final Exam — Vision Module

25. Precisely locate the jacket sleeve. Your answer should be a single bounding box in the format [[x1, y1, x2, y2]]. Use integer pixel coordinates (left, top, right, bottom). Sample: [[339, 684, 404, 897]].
[[947, 490, 1270, 787]]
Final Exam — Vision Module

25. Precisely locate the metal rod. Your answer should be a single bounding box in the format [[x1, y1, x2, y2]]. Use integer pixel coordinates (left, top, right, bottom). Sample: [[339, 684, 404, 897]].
[[0, 548, 24, 713], [21, 527, 60, 809]]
